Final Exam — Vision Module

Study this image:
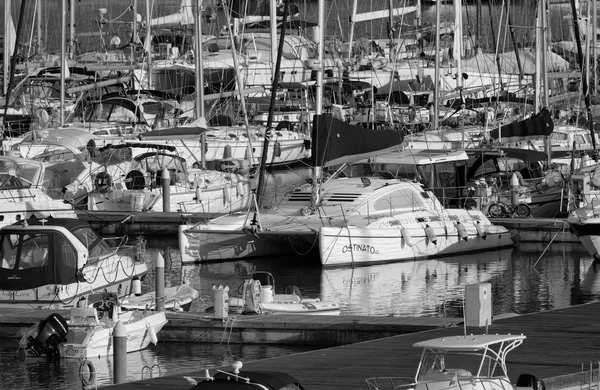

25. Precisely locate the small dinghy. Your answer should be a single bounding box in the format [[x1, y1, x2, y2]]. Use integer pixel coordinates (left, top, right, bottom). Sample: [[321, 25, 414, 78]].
[[228, 271, 340, 316]]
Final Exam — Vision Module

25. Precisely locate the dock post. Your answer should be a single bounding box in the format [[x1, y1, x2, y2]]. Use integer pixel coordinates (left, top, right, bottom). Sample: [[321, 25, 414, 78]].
[[161, 168, 170, 212], [156, 252, 165, 311], [113, 320, 127, 384], [510, 173, 519, 206]]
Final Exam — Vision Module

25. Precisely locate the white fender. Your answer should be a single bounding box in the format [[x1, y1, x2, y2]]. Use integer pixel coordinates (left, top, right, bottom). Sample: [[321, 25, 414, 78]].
[[236, 181, 245, 197], [476, 221, 488, 239], [456, 221, 468, 241], [146, 322, 158, 345], [224, 186, 231, 203], [132, 276, 142, 295], [195, 186, 202, 202], [401, 227, 413, 247], [425, 224, 437, 245]]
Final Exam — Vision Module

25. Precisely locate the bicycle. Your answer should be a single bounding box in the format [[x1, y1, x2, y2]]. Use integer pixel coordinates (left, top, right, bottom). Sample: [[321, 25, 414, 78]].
[[486, 200, 531, 218]]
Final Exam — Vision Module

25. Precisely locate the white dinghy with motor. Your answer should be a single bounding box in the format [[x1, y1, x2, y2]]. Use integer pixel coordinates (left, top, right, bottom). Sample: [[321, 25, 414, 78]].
[[227, 271, 340, 315]]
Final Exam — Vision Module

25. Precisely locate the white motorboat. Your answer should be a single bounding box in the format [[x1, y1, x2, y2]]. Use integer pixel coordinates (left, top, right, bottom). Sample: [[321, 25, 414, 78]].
[[365, 334, 545, 390], [0, 217, 148, 309], [227, 271, 340, 315], [20, 293, 168, 359], [86, 142, 252, 215], [122, 284, 199, 312], [0, 153, 77, 226]]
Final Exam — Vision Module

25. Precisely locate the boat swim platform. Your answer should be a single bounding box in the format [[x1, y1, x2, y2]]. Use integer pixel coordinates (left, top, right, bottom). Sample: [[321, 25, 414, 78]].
[[4, 304, 600, 390], [76, 209, 579, 245]]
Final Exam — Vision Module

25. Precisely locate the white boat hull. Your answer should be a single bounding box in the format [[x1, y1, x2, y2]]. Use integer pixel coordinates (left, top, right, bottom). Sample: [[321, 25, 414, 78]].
[[319, 224, 514, 267], [59, 311, 168, 359]]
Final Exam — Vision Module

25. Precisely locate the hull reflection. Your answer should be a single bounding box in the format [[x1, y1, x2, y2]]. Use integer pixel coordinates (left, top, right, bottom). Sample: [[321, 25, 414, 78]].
[[320, 249, 515, 317]]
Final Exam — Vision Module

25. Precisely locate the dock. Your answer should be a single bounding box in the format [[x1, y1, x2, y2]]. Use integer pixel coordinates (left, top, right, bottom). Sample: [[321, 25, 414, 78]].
[[3, 304, 600, 390], [78, 209, 578, 245], [490, 217, 577, 243], [100, 303, 600, 390]]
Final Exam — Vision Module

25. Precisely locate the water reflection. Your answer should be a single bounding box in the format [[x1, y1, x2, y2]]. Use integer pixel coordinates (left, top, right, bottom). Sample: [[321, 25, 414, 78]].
[[5, 342, 312, 389], [176, 243, 600, 319], [320, 248, 514, 317]]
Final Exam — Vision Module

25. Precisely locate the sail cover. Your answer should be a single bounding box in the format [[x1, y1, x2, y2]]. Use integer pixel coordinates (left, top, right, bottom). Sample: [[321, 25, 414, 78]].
[[310, 114, 404, 167], [490, 107, 554, 142]]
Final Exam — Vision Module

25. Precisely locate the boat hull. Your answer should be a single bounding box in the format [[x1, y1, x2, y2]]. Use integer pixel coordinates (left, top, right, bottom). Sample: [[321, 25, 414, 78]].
[[59, 311, 167, 359], [179, 225, 318, 263], [319, 224, 515, 267], [567, 219, 600, 259]]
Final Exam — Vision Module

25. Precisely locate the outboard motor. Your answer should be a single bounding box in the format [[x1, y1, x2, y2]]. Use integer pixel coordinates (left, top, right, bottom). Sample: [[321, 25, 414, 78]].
[[26, 313, 68, 359]]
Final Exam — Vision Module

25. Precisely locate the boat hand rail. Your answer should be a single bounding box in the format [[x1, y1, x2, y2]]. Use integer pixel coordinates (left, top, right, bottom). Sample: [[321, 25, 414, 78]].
[[365, 376, 415, 390]]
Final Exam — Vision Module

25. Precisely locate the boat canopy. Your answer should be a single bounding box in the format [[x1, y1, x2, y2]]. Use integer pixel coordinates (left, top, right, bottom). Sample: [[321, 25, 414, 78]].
[[0, 218, 93, 290]]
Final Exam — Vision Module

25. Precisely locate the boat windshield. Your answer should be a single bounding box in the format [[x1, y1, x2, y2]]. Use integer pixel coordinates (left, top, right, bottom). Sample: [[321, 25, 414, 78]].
[[71, 227, 113, 258], [0, 159, 40, 189], [417, 349, 507, 380]]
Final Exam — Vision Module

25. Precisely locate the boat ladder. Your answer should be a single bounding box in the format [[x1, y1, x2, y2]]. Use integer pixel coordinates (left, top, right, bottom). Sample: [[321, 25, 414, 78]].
[[582, 359, 600, 390], [141, 364, 162, 380]]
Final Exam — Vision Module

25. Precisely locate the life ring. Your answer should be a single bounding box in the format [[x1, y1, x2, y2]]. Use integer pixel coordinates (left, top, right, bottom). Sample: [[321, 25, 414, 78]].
[[94, 171, 112, 193], [79, 359, 96, 387]]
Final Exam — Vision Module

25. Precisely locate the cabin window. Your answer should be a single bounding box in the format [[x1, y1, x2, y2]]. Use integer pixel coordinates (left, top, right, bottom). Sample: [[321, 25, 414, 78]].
[[371, 188, 430, 211], [0, 234, 19, 270], [550, 132, 568, 141], [57, 233, 78, 268], [73, 227, 113, 258], [575, 134, 587, 146], [18, 233, 50, 269]]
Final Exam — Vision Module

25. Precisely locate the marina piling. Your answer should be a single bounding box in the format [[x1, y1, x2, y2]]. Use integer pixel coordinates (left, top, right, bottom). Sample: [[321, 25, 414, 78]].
[[156, 253, 165, 311], [161, 168, 171, 212], [113, 320, 127, 384]]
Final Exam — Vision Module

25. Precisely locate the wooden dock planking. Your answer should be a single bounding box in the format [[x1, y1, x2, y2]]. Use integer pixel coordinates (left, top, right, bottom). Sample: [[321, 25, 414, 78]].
[[102, 303, 600, 390]]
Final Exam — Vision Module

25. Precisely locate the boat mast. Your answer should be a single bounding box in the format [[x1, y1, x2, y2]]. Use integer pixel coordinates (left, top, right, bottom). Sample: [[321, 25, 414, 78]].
[[3, 0, 11, 96], [310, 0, 325, 209], [433, 0, 441, 130], [193, 0, 204, 119], [146, 0, 153, 89], [69, 0, 76, 58], [4, 0, 27, 107], [570, 0, 597, 158], [61, 0, 67, 126], [256, 0, 290, 208], [348, 0, 358, 65], [453, 0, 463, 90]]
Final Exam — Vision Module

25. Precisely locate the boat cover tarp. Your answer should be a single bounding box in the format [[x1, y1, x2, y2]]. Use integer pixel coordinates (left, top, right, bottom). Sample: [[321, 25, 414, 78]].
[[462, 49, 570, 74], [490, 108, 554, 142], [0, 218, 86, 290], [141, 126, 208, 138], [310, 114, 404, 167], [189, 370, 305, 389]]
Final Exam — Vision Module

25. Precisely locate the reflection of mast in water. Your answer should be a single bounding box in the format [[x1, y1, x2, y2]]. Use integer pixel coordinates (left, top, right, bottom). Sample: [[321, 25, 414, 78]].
[[320, 249, 513, 317]]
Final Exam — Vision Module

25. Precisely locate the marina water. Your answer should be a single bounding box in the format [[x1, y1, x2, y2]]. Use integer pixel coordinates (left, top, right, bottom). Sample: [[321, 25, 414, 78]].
[[2, 214, 599, 388]]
